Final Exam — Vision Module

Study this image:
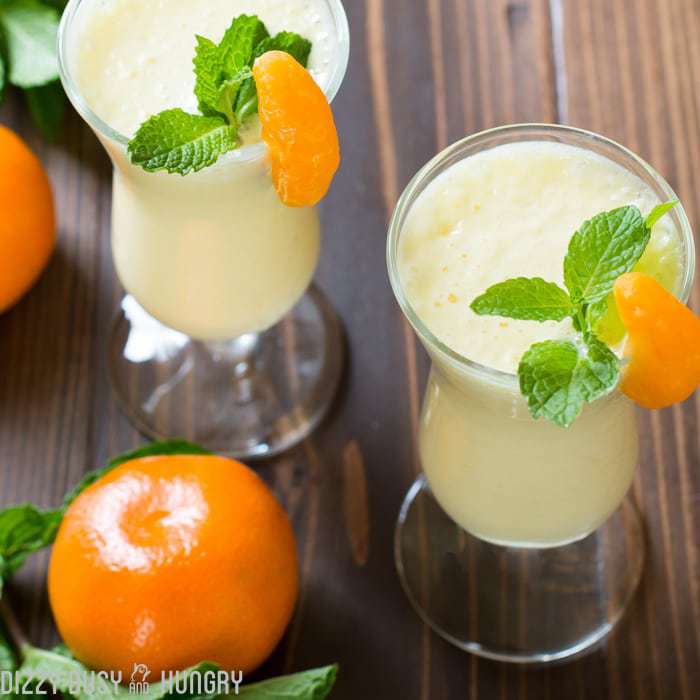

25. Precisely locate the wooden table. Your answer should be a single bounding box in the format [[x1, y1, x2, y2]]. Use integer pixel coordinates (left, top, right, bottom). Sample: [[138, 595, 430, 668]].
[[1, 1, 699, 697]]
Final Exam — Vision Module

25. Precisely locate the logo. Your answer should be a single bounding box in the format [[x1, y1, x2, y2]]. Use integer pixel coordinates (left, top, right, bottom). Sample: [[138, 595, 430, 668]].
[[129, 664, 151, 693], [0, 664, 244, 696]]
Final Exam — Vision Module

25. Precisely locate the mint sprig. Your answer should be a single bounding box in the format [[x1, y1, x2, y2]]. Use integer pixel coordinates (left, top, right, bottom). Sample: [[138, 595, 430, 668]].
[[128, 14, 312, 176], [0, 0, 66, 140], [471, 201, 678, 427]]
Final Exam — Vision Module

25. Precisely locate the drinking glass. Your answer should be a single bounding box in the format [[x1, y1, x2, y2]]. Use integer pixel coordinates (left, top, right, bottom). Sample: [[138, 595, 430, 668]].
[[57, 0, 350, 458], [387, 124, 695, 662]]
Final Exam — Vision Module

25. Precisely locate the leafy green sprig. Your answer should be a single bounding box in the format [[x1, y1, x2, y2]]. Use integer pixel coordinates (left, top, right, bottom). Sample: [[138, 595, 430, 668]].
[[0, 0, 67, 140], [0, 440, 338, 699], [471, 201, 678, 428], [127, 15, 311, 176]]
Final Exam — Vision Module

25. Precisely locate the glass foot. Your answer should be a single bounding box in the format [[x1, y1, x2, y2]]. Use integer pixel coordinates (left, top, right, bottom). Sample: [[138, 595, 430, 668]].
[[108, 285, 344, 459], [395, 475, 644, 664]]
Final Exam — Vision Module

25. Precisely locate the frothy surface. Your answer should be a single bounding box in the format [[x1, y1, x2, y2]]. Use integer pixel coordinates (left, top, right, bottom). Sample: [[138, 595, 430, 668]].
[[398, 141, 682, 374], [71, 0, 339, 138]]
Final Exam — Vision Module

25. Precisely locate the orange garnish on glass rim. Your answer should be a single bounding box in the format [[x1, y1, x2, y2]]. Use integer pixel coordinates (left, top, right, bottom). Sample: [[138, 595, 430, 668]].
[[614, 271, 700, 409], [253, 50, 340, 207]]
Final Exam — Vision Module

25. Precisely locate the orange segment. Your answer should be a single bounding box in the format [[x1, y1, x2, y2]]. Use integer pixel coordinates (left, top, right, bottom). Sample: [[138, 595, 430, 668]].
[[614, 272, 700, 409], [49, 454, 299, 677], [253, 50, 340, 207]]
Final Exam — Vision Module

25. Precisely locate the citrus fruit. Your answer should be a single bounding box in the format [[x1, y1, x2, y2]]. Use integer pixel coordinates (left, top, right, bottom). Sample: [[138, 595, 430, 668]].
[[253, 50, 340, 207], [614, 271, 700, 409], [0, 125, 55, 313], [48, 454, 299, 677]]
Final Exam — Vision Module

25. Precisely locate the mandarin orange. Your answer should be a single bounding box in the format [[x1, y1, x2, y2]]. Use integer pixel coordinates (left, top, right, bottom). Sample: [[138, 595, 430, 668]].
[[253, 50, 340, 207], [48, 455, 299, 677], [0, 125, 55, 313], [614, 272, 700, 409]]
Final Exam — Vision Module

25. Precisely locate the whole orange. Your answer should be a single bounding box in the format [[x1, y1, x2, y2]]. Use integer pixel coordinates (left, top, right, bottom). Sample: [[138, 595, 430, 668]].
[[48, 455, 299, 677], [0, 125, 55, 313]]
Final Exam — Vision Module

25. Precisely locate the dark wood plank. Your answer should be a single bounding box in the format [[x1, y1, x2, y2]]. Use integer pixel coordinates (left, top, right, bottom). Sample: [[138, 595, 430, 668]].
[[1, 0, 699, 698], [561, 1, 700, 698]]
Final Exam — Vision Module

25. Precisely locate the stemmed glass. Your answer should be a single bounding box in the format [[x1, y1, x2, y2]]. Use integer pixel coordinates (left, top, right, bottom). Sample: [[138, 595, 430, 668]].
[[57, 0, 350, 458], [387, 124, 695, 662]]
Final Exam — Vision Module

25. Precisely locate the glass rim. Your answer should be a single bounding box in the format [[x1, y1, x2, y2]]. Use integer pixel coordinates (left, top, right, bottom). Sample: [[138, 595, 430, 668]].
[[386, 123, 697, 387], [57, 0, 350, 155]]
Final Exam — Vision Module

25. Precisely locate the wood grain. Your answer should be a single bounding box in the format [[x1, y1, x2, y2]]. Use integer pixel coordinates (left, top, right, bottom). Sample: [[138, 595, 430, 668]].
[[0, 0, 699, 697]]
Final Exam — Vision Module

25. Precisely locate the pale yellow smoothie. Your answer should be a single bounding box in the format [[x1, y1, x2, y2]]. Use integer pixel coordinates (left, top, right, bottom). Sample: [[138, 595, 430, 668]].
[[398, 140, 684, 547], [64, 0, 346, 340]]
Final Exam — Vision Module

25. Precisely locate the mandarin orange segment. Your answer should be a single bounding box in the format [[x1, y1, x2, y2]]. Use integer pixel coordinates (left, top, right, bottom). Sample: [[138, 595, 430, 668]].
[[614, 272, 700, 409], [48, 454, 299, 677], [253, 50, 340, 207]]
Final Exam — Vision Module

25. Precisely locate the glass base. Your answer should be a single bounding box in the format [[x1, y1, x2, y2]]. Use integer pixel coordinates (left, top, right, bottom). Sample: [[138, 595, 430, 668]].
[[395, 475, 644, 664], [108, 285, 344, 459]]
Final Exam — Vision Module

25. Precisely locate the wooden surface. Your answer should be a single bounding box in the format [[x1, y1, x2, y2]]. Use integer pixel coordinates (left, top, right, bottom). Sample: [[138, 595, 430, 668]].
[[1, 0, 699, 697]]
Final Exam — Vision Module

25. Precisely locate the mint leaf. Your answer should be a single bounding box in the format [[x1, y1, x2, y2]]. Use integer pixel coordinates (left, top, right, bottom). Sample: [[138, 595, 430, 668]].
[[256, 31, 312, 64], [586, 297, 609, 330], [215, 66, 251, 124], [63, 439, 211, 509], [235, 31, 312, 125], [0, 505, 61, 582], [240, 665, 338, 700], [645, 199, 678, 229], [470, 277, 574, 322], [127, 109, 238, 175], [193, 35, 228, 118], [219, 14, 269, 76], [519, 337, 619, 428], [0, 53, 6, 97], [563, 205, 649, 304], [0, 0, 60, 88], [18, 647, 120, 700], [25, 80, 65, 141]]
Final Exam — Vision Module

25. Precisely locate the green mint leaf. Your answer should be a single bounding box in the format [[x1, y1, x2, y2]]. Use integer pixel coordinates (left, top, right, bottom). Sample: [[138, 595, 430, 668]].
[[219, 14, 269, 76], [563, 205, 649, 304], [0, 0, 60, 88], [0, 505, 61, 580], [235, 31, 312, 124], [586, 297, 610, 330], [39, 0, 68, 10], [193, 15, 269, 124], [193, 35, 227, 118], [25, 80, 65, 141], [127, 109, 238, 175], [18, 647, 118, 700], [645, 199, 678, 229], [63, 440, 211, 509], [519, 337, 619, 428], [256, 31, 313, 64], [215, 66, 251, 124], [240, 665, 338, 700], [470, 277, 574, 322]]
